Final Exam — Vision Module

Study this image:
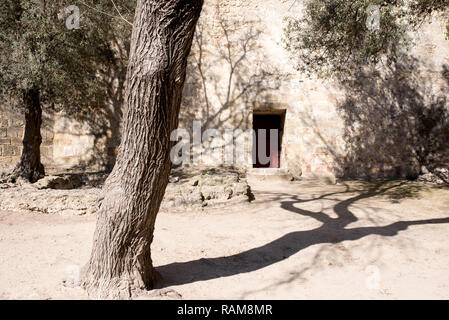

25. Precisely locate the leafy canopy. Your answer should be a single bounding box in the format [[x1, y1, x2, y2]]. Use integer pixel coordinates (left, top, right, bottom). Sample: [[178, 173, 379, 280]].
[[284, 0, 449, 77], [0, 0, 134, 113]]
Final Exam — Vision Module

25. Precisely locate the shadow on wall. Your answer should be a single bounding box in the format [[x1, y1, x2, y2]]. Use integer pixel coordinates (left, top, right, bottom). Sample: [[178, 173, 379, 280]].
[[180, 2, 285, 134], [55, 37, 129, 174], [337, 57, 449, 181], [0, 37, 128, 176], [302, 56, 449, 182], [53, 2, 286, 173]]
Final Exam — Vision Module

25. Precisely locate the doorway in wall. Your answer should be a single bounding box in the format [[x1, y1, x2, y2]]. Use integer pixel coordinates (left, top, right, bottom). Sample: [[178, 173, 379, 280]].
[[253, 111, 285, 168]]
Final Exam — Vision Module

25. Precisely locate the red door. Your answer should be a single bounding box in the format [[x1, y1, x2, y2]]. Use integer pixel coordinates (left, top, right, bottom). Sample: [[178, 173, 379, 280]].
[[253, 114, 282, 168]]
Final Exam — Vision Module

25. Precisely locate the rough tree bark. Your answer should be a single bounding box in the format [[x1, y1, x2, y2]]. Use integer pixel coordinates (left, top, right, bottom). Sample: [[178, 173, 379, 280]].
[[81, 0, 203, 299], [11, 87, 45, 183]]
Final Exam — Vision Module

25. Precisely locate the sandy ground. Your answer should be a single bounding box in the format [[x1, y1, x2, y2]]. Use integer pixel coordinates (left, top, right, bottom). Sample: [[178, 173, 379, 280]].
[[0, 179, 448, 300]]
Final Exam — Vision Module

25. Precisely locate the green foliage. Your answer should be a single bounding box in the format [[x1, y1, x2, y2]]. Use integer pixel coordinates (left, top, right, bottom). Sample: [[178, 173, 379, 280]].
[[0, 0, 135, 114], [284, 0, 449, 77], [409, 0, 449, 19]]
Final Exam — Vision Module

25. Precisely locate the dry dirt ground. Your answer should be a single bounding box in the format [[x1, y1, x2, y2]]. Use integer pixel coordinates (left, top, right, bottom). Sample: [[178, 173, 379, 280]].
[[0, 178, 448, 300]]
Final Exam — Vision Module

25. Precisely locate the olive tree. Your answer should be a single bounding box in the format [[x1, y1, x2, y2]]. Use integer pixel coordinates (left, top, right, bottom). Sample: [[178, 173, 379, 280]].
[[81, 0, 204, 299], [0, 0, 134, 182]]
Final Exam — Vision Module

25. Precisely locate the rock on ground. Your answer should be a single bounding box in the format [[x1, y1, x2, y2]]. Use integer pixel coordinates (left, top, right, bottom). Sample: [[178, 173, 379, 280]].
[[0, 167, 254, 215], [161, 166, 254, 211], [418, 168, 449, 185], [0, 183, 100, 216]]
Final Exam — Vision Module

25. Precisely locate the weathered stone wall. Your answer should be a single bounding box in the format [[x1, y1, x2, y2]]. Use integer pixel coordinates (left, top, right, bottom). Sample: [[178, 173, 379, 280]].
[[0, 109, 54, 171], [179, 0, 352, 177], [0, 109, 115, 174], [179, 0, 449, 179], [0, 110, 22, 169], [1, 0, 448, 180]]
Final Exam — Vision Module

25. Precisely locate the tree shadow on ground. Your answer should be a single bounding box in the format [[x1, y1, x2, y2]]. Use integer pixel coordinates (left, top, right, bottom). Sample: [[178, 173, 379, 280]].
[[156, 181, 449, 287]]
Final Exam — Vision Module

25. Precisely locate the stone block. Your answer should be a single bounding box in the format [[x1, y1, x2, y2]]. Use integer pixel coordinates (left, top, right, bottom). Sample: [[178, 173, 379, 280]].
[[0, 137, 11, 145], [33, 175, 83, 190], [43, 129, 54, 142], [0, 118, 8, 128], [2, 145, 18, 156], [40, 146, 53, 158], [7, 127, 23, 144], [10, 116, 24, 127]]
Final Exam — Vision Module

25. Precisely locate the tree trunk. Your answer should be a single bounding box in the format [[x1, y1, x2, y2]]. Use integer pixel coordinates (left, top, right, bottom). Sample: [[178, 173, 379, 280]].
[[81, 0, 203, 299], [11, 87, 45, 183]]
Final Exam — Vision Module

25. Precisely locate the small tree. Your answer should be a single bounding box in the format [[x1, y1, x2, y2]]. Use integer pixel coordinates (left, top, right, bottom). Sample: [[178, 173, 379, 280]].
[[0, 0, 134, 182]]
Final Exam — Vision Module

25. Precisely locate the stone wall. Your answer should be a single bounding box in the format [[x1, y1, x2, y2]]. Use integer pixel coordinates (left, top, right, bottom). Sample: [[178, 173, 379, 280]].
[[179, 0, 449, 179], [0, 110, 23, 170], [1, 0, 448, 180], [178, 0, 356, 177], [0, 109, 115, 174], [0, 109, 54, 171]]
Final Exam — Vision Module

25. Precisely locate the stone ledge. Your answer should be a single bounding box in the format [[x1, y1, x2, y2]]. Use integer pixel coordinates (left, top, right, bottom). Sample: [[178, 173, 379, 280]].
[[247, 168, 293, 181]]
